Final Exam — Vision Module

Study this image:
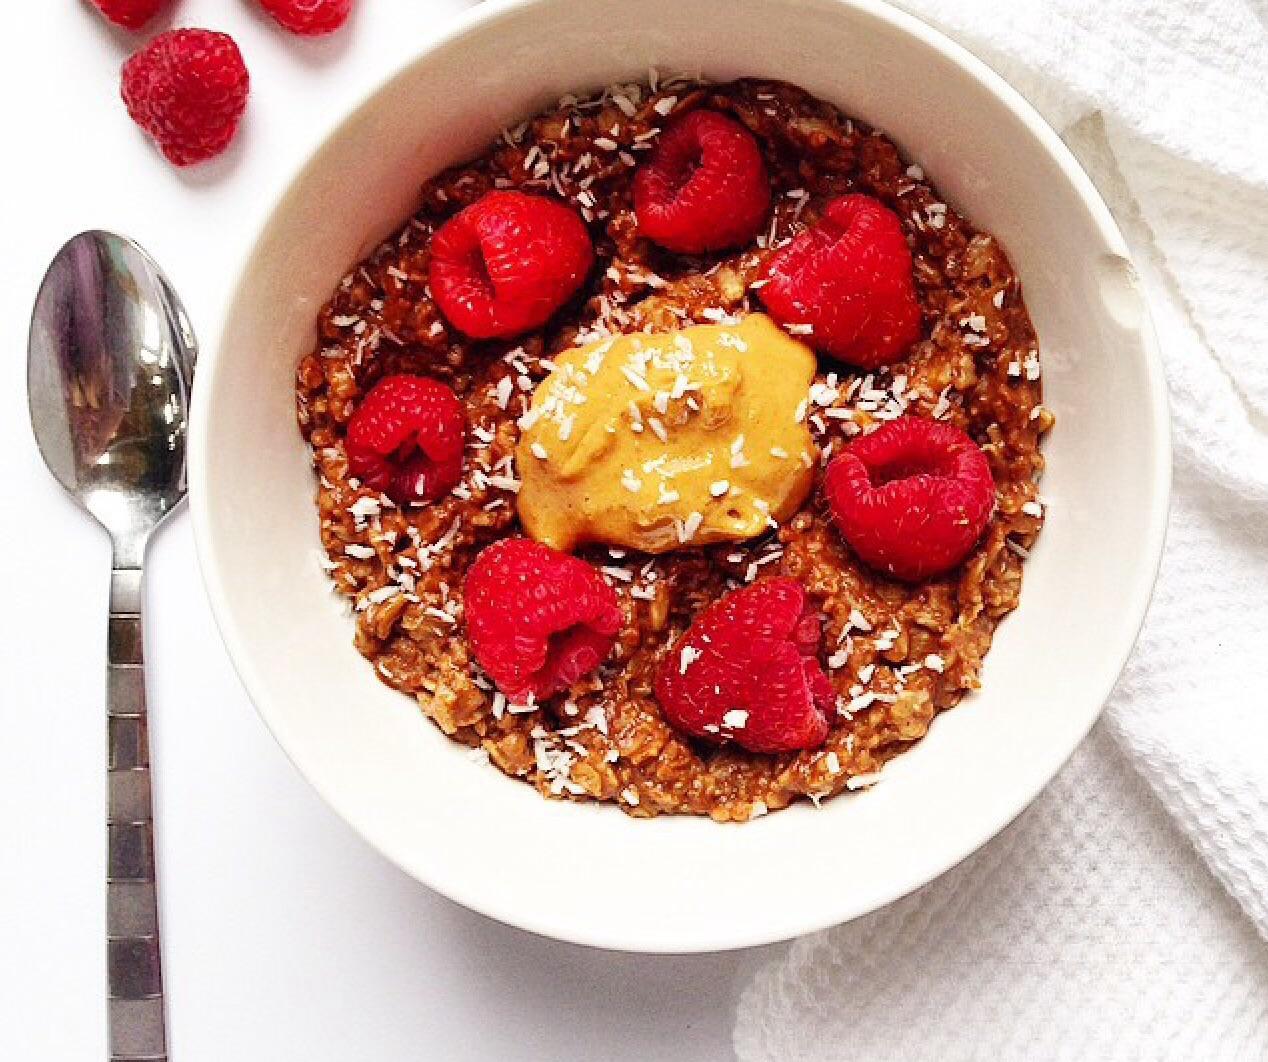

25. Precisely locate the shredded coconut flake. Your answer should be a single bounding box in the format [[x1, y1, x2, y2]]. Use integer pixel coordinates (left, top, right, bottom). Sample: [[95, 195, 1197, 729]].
[[848, 607, 872, 632], [621, 365, 651, 392], [676, 511, 704, 542], [348, 496, 381, 525], [846, 691, 879, 714], [679, 645, 703, 674], [485, 473, 521, 493]]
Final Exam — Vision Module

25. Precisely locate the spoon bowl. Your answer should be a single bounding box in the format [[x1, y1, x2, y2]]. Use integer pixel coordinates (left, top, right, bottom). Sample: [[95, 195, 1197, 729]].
[[29, 231, 194, 565]]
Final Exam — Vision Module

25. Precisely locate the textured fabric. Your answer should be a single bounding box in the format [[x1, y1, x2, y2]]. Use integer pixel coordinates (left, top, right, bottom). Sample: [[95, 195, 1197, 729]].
[[735, 729, 1268, 1060], [735, 1, 1268, 1056]]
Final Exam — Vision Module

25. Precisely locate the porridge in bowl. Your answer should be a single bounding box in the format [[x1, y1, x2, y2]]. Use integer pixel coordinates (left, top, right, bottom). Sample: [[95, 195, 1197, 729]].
[[294, 76, 1050, 821]]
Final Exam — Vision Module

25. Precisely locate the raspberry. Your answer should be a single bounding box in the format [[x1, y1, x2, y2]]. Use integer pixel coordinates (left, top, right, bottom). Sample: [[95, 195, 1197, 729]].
[[654, 579, 833, 754], [824, 417, 994, 581], [121, 30, 250, 167], [759, 194, 922, 368], [464, 539, 624, 701], [88, 0, 169, 30], [633, 110, 771, 254], [346, 375, 466, 505], [258, 0, 354, 36], [429, 191, 594, 340]]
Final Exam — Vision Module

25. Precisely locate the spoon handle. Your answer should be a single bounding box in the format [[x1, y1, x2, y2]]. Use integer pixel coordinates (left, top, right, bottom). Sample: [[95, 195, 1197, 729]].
[[106, 565, 168, 1062]]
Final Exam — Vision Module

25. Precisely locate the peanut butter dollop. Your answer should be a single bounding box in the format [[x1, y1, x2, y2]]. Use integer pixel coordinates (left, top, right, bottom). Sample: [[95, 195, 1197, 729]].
[[516, 314, 818, 554]]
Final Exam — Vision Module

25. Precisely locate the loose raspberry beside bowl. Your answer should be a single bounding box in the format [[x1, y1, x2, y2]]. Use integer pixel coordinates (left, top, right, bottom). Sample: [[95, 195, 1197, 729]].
[[259, 0, 354, 36], [120, 29, 250, 167], [89, 0, 170, 30]]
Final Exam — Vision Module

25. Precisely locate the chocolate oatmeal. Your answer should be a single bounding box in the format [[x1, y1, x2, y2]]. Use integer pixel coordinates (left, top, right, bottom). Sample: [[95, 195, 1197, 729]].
[[294, 77, 1050, 821]]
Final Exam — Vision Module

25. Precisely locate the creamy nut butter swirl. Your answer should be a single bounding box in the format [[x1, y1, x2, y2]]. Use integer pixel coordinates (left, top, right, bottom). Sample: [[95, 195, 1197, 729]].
[[516, 314, 818, 553]]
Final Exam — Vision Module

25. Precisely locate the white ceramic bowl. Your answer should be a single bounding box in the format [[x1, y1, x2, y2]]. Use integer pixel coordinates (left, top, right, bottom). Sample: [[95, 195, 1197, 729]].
[[191, 0, 1169, 952]]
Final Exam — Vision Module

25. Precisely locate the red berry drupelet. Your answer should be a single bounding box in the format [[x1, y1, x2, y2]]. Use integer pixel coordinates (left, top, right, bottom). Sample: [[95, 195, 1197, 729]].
[[258, 0, 354, 36], [464, 539, 624, 702], [654, 578, 834, 754], [121, 29, 250, 167], [345, 375, 466, 506], [760, 194, 922, 369], [429, 191, 594, 340], [633, 110, 771, 254], [824, 417, 995, 582], [89, 0, 170, 30]]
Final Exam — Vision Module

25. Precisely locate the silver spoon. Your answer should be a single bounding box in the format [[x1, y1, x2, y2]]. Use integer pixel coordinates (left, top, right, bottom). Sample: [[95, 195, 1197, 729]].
[[29, 231, 194, 1062]]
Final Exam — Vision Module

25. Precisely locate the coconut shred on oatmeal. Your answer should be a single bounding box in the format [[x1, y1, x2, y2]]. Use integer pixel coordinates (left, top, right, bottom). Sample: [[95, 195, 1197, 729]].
[[294, 76, 1051, 822]]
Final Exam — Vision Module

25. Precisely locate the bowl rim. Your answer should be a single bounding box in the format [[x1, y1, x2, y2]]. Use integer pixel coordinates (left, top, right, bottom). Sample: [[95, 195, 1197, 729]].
[[189, 0, 1172, 952]]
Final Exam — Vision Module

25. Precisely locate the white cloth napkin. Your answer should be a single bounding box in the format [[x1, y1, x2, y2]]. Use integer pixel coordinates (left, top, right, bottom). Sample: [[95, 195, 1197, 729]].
[[735, 1, 1268, 1056]]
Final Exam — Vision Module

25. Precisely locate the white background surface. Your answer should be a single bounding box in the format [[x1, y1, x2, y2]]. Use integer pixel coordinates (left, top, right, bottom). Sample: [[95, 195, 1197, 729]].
[[1, 3, 764, 1057]]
